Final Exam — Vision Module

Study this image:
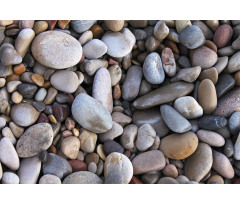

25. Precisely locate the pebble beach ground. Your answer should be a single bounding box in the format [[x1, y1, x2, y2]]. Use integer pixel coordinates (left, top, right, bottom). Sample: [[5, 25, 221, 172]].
[[0, 20, 240, 184]]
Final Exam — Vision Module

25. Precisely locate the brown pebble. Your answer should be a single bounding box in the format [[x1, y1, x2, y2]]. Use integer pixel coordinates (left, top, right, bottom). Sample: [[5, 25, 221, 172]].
[[13, 64, 26, 75], [31, 73, 44, 87], [199, 67, 218, 84], [207, 175, 224, 184], [48, 145, 57, 154], [68, 160, 87, 172], [162, 164, 178, 178], [6, 74, 20, 82], [104, 20, 124, 32], [57, 20, 71, 29], [90, 24, 104, 39], [85, 153, 99, 165], [164, 39, 179, 55], [42, 81, 51, 88], [130, 176, 143, 184], [33, 21, 48, 35], [65, 117, 75, 130], [62, 130, 73, 137], [204, 40, 218, 53], [48, 115, 57, 124], [48, 20, 57, 30], [109, 58, 119, 65], [113, 84, 121, 100], [235, 71, 240, 86]]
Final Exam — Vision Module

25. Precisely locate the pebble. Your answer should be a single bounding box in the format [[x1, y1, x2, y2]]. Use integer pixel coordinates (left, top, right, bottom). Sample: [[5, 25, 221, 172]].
[[104, 20, 124, 32], [179, 25, 205, 49], [16, 123, 53, 157], [78, 128, 97, 153], [85, 153, 99, 165], [9, 121, 24, 138], [61, 136, 80, 159], [161, 47, 176, 77], [143, 52, 165, 84], [235, 71, 240, 86], [99, 121, 123, 142], [212, 150, 234, 179], [0, 43, 22, 66], [145, 36, 160, 52], [0, 94, 8, 113], [7, 80, 22, 93], [0, 20, 13, 26], [84, 59, 108, 76], [160, 104, 192, 133], [103, 140, 124, 155], [139, 79, 151, 96], [196, 129, 225, 147], [111, 112, 132, 127], [12, 91, 23, 104], [42, 153, 72, 179], [224, 138, 234, 157], [72, 93, 113, 133], [68, 160, 87, 172], [215, 56, 228, 74], [162, 164, 178, 178], [170, 66, 201, 83], [11, 103, 40, 127], [32, 101, 45, 112], [17, 155, 41, 184], [0, 78, 6, 87], [216, 74, 235, 98], [176, 20, 192, 33], [104, 152, 133, 184], [190, 46, 217, 69], [108, 65, 122, 86], [232, 34, 240, 50], [0, 137, 19, 170], [132, 150, 166, 175], [141, 173, 159, 184], [39, 174, 61, 184], [31, 31, 82, 69], [198, 79, 217, 114], [33, 21, 48, 35], [207, 175, 224, 184], [88, 162, 97, 174], [2, 172, 19, 184], [133, 82, 194, 109], [159, 131, 198, 160], [0, 117, 6, 129], [120, 124, 138, 150], [193, 20, 213, 40], [136, 124, 156, 151], [234, 133, 240, 160], [198, 115, 227, 130], [92, 68, 113, 113], [122, 65, 142, 101], [63, 171, 102, 184], [44, 88, 58, 105], [213, 24, 233, 48], [71, 20, 97, 33], [83, 39, 107, 59], [2, 127, 16, 144], [15, 28, 35, 58], [205, 20, 219, 31], [157, 177, 179, 184], [153, 20, 169, 40], [229, 111, 240, 135], [50, 70, 79, 93], [218, 45, 235, 56], [101, 28, 136, 58], [199, 67, 218, 84], [175, 175, 190, 184], [226, 51, 240, 73]]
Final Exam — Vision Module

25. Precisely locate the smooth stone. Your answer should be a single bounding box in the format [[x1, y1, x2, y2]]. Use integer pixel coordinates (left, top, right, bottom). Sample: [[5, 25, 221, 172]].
[[44, 87, 58, 105], [78, 128, 97, 153], [111, 112, 132, 127], [33, 62, 49, 75], [224, 138, 234, 157], [17, 155, 41, 184], [12, 91, 23, 104], [0, 78, 6, 87], [39, 174, 61, 184], [101, 28, 136, 58], [7, 81, 22, 93], [198, 79, 217, 114], [71, 20, 97, 33], [207, 175, 224, 184], [218, 46, 235, 56], [162, 164, 178, 178], [213, 88, 240, 118], [63, 171, 102, 184], [170, 66, 201, 83], [190, 46, 218, 69], [16, 123, 53, 158], [232, 35, 240, 50], [212, 150, 234, 179], [161, 47, 176, 77], [235, 71, 240, 86], [143, 52, 165, 84], [229, 111, 240, 135], [120, 124, 138, 150], [174, 96, 203, 119], [179, 25, 205, 49], [0, 138, 20, 170], [17, 83, 38, 99], [157, 177, 179, 184], [72, 93, 113, 133], [198, 115, 227, 131], [9, 121, 24, 138], [145, 36, 160, 52], [84, 59, 108, 76], [196, 129, 225, 147], [176, 20, 192, 33], [2, 127, 16, 144], [160, 104, 191, 133], [153, 20, 169, 40], [129, 20, 148, 28], [32, 101, 45, 112], [214, 56, 228, 74], [31, 31, 82, 69], [193, 20, 213, 40], [20, 72, 34, 84], [108, 65, 122, 86], [61, 136, 80, 159], [56, 94, 71, 103], [2, 172, 19, 184], [0, 117, 6, 129], [83, 39, 107, 59], [88, 162, 97, 174], [11, 103, 40, 127], [85, 153, 99, 165], [92, 68, 113, 113], [132, 29, 147, 40], [33, 20, 48, 35], [104, 20, 124, 32], [99, 121, 123, 142], [226, 51, 240, 73], [43, 153, 72, 179], [175, 175, 190, 184], [78, 30, 93, 45], [141, 173, 159, 184], [139, 79, 151, 96], [215, 74, 235, 98], [160, 131, 198, 160], [198, 67, 218, 84], [213, 24, 233, 48], [104, 172, 124, 184], [122, 65, 143, 101], [0, 65, 13, 77], [39, 151, 48, 163], [0, 94, 8, 114], [136, 124, 156, 151], [103, 140, 124, 155], [133, 82, 194, 110], [52, 102, 70, 122], [132, 150, 166, 175], [184, 143, 213, 182], [234, 133, 240, 160]]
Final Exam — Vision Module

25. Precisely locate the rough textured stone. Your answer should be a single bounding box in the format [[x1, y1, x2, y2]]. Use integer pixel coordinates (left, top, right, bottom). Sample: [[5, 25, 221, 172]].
[[63, 171, 102, 184]]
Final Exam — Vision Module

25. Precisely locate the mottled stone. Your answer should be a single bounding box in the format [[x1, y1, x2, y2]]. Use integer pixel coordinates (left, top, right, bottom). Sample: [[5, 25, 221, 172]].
[[71, 20, 97, 33], [216, 74, 235, 98], [226, 51, 240, 73], [39, 174, 61, 184], [63, 171, 102, 184], [161, 47, 176, 77]]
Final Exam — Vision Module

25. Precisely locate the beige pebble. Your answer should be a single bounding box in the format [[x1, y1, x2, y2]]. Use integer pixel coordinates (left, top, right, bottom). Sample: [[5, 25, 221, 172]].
[[11, 91, 23, 104], [78, 128, 97, 153], [61, 136, 80, 159], [162, 164, 178, 178], [39, 174, 61, 184], [198, 67, 218, 84], [2, 127, 16, 145], [104, 20, 125, 32], [33, 21, 48, 35], [97, 144, 106, 161]]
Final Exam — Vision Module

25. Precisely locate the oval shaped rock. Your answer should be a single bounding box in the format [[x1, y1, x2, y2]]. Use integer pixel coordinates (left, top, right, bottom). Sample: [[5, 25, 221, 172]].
[[71, 20, 97, 33], [16, 123, 53, 158], [31, 31, 82, 69], [99, 121, 123, 142], [61, 136, 80, 159], [39, 174, 61, 184], [161, 47, 176, 77], [83, 39, 107, 59], [213, 24, 233, 48], [63, 171, 102, 184], [196, 129, 225, 147], [226, 51, 240, 73]]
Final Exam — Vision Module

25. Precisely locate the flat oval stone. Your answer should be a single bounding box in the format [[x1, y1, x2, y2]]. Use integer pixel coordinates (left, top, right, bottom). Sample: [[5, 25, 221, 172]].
[[63, 171, 102, 184], [133, 82, 194, 110], [190, 46, 217, 69], [2, 172, 19, 184], [184, 143, 213, 182], [17, 155, 41, 184], [228, 111, 240, 135], [154, 20, 169, 40], [104, 152, 133, 184], [16, 123, 53, 158], [215, 56, 228, 74], [42, 153, 72, 179], [71, 20, 97, 33], [17, 83, 38, 99], [72, 93, 113, 133], [122, 65, 143, 101], [161, 47, 176, 77], [215, 74, 235, 98], [174, 96, 203, 119], [11, 103, 40, 127], [101, 28, 136, 58], [39, 174, 61, 184], [170, 66, 201, 83], [31, 31, 82, 69], [226, 51, 240, 73], [143, 52, 165, 84], [160, 104, 192, 133], [196, 129, 225, 147], [92, 68, 113, 113], [224, 138, 234, 157], [0, 137, 20, 170], [61, 136, 80, 159], [108, 65, 122, 86], [159, 131, 198, 160], [68, 160, 87, 172], [176, 20, 192, 33], [212, 150, 234, 179], [132, 150, 166, 175], [213, 24, 233, 48], [83, 39, 107, 59], [50, 70, 79, 93], [198, 115, 227, 130], [99, 121, 123, 142], [179, 25, 205, 49]]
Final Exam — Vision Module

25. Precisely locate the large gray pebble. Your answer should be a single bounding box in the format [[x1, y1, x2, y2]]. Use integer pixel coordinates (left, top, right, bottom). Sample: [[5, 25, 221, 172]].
[[71, 20, 97, 33], [83, 39, 107, 59], [63, 171, 102, 184]]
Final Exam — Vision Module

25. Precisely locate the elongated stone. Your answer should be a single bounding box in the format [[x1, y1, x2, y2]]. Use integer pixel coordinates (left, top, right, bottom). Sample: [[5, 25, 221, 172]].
[[215, 74, 235, 98], [198, 115, 227, 130]]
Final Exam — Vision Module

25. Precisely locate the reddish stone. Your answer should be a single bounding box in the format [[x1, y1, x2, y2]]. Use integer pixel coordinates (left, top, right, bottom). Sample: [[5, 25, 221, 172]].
[[37, 113, 49, 123], [68, 160, 87, 172], [48, 20, 57, 30], [53, 102, 70, 122], [130, 176, 143, 184], [124, 150, 131, 158], [109, 58, 119, 65], [67, 93, 74, 103], [213, 24, 233, 48], [90, 24, 104, 39], [48, 145, 57, 154]]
